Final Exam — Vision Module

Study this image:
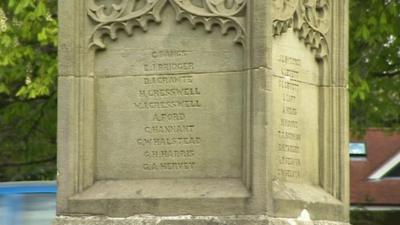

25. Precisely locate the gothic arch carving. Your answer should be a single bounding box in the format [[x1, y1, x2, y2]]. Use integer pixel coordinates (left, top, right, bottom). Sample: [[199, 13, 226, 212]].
[[88, 0, 247, 50], [273, 0, 330, 60]]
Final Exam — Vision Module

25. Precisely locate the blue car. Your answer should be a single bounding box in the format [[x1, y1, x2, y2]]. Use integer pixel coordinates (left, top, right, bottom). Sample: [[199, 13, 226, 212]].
[[0, 181, 56, 225]]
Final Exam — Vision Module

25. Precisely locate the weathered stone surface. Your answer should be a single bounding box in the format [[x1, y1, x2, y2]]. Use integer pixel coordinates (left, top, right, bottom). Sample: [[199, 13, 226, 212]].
[[54, 215, 350, 225], [56, 0, 349, 224]]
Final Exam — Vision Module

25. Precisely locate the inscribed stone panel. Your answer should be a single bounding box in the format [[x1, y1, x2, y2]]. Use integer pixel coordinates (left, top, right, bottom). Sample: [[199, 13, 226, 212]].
[[272, 28, 320, 184], [95, 5, 245, 180]]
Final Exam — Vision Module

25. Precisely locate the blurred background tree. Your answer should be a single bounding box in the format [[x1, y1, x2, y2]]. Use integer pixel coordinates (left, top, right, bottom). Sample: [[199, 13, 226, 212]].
[[349, 2, 400, 224], [0, 0, 57, 181], [349, 0, 400, 135], [0, 0, 399, 181]]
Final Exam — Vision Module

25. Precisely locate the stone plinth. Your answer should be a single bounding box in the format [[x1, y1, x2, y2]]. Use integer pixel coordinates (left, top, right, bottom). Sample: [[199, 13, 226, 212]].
[[55, 215, 350, 225], [55, 0, 350, 224]]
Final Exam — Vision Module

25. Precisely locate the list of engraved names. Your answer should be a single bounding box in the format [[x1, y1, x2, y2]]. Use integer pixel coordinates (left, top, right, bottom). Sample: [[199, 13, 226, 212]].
[[96, 46, 243, 179], [276, 54, 302, 181], [136, 50, 200, 172]]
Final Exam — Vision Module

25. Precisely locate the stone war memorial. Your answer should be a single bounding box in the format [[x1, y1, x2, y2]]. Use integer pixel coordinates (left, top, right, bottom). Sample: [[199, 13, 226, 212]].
[[54, 0, 350, 224]]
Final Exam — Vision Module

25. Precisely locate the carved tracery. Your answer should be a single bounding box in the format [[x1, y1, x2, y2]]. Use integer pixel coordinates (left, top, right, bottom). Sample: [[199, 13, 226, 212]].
[[273, 0, 330, 59], [88, 0, 247, 49]]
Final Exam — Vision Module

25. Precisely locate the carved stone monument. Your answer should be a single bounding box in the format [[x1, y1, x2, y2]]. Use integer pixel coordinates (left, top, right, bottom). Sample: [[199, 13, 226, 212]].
[[55, 0, 350, 224]]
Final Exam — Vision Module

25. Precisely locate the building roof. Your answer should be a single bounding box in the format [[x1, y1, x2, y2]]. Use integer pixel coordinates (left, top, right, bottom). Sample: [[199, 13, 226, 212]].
[[351, 129, 400, 206], [369, 151, 400, 180]]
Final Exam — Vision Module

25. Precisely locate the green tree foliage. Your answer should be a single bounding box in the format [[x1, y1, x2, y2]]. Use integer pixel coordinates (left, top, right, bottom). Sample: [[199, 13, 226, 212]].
[[0, 0, 57, 181], [349, 0, 400, 134]]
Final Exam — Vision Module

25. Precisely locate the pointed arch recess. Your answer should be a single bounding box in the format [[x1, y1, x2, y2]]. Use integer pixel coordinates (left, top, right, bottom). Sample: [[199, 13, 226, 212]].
[[272, 0, 330, 60], [87, 0, 247, 50]]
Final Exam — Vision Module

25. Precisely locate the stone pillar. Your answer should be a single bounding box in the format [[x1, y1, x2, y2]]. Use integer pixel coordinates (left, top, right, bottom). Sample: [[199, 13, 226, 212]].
[[55, 0, 350, 224]]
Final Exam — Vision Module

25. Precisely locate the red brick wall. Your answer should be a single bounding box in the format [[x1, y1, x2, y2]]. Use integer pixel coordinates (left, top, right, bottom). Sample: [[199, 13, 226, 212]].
[[351, 129, 400, 205]]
